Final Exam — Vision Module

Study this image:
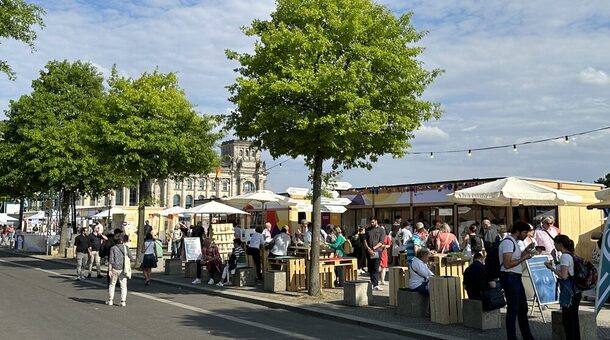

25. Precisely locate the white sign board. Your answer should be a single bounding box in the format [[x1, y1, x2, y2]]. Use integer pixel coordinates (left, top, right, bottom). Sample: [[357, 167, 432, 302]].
[[183, 237, 202, 261]]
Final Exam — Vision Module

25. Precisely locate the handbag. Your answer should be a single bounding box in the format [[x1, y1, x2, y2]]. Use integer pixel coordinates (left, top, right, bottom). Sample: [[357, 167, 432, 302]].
[[123, 245, 132, 279], [481, 286, 506, 311]]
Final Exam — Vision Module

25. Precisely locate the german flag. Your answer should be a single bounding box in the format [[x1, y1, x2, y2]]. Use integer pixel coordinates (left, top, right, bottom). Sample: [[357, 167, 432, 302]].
[[215, 167, 222, 179]]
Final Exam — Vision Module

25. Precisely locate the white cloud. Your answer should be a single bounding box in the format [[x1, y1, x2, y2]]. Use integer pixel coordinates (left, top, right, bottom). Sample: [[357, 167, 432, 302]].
[[579, 67, 610, 85], [413, 125, 450, 144]]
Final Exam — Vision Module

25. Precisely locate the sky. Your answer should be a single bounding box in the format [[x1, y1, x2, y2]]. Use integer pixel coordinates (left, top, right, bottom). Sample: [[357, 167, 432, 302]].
[[2, 0, 609, 192]]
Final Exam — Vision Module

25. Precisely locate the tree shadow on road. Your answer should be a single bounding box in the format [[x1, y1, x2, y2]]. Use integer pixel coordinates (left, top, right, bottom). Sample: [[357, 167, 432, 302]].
[[69, 297, 106, 305]]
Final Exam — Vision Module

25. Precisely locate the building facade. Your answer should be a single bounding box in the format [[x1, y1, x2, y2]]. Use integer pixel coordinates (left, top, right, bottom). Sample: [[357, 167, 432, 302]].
[[78, 140, 266, 209]]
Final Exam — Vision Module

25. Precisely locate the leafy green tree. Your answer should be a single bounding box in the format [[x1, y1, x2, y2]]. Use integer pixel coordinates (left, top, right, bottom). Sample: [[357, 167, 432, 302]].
[[102, 67, 222, 263], [595, 173, 610, 187], [1, 60, 125, 255], [226, 0, 441, 295], [0, 0, 45, 80]]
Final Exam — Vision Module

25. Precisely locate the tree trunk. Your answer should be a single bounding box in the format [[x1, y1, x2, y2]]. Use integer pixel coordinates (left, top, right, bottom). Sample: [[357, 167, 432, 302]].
[[58, 190, 71, 257], [308, 155, 323, 296], [136, 179, 152, 265]]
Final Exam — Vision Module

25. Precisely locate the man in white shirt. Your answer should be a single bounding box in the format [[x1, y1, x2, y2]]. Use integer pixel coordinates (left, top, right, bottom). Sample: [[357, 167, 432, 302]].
[[247, 226, 264, 280], [498, 221, 535, 340], [269, 227, 291, 257]]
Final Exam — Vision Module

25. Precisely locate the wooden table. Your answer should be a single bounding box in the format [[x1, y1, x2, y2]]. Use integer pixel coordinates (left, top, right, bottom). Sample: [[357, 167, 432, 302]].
[[267, 256, 306, 292], [289, 246, 335, 261], [317, 257, 358, 288]]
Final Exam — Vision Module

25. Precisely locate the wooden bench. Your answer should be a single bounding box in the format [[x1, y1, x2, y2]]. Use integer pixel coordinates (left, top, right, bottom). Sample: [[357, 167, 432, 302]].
[[462, 299, 501, 330], [318, 257, 358, 288], [396, 288, 428, 317], [551, 310, 597, 340], [343, 280, 372, 306]]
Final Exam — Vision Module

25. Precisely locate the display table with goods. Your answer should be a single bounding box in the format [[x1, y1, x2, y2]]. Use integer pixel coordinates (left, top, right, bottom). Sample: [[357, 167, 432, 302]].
[[210, 223, 234, 261]]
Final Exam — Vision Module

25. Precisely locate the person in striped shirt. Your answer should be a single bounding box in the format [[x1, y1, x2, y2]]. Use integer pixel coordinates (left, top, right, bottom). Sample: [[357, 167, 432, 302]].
[[218, 238, 246, 286]]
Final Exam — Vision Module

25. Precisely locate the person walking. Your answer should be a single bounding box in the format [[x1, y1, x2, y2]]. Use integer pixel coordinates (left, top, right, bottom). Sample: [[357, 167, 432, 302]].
[[87, 224, 107, 279], [73, 227, 90, 281], [499, 221, 536, 340], [545, 235, 581, 340], [107, 234, 135, 307], [364, 217, 386, 291], [100, 228, 123, 288], [140, 233, 157, 286]]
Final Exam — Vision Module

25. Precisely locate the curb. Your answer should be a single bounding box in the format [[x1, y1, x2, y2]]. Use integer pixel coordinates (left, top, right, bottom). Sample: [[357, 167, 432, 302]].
[[3, 250, 465, 340]]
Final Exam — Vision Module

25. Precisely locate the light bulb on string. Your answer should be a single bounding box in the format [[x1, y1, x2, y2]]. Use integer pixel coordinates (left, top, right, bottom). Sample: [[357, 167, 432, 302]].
[[430, 152, 434, 159], [279, 162, 283, 168], [468, 149, 472, 157], [513, 145, 517, 152], [564, 136, 570, 143]]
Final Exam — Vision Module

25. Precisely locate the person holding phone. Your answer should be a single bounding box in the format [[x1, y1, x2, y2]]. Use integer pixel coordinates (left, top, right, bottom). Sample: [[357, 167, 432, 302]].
[[499, 221, 536, 340]]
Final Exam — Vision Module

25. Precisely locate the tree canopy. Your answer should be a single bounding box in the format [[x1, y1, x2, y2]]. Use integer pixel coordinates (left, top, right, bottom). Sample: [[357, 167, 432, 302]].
[[0, 0, 45, 80], [226, 0, 441, 295], [595, 173, 610, 187]]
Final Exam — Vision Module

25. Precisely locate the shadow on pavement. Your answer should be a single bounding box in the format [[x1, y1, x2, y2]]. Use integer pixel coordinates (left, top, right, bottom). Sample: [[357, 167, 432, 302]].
[[69, 297, 106, 305]]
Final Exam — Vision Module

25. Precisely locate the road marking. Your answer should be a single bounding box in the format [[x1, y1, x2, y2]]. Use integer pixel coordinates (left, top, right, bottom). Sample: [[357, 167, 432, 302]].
[[0, 257, 318, 340]]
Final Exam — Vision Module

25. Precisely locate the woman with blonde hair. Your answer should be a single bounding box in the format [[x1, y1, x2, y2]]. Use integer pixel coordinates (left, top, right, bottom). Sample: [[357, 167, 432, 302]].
[[435, 223, 459, 253]]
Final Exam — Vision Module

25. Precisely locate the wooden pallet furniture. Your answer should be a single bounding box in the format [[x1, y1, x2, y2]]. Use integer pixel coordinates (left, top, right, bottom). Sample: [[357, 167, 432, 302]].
[[267, 256, 306, 292], [429, 276, 463, 325], [317, 257, 358, 288], [430, 254, 469, 298], [389, 266, 409, 306]]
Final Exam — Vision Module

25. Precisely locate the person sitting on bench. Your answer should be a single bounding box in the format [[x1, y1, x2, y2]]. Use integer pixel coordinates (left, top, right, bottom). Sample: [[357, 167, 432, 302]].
[[409, 248, 434, 317], [463, 252, 488, 300]]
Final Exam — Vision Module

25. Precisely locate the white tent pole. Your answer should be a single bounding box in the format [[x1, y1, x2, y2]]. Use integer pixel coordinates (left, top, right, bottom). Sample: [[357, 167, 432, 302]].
[[508, 198, 514, 227]]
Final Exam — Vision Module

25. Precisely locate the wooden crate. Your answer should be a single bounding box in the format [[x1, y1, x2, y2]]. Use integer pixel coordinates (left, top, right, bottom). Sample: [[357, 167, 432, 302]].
[[389, 266, 409, 306], [431, 254, 469, 298], [317, 257, 358, 288], [429, 276, 463, 325], [399, 253, 408, 267]]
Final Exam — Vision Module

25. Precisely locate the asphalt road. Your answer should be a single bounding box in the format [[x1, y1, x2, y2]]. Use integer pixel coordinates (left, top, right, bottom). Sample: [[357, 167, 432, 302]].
[[0, 252, 411, 340]]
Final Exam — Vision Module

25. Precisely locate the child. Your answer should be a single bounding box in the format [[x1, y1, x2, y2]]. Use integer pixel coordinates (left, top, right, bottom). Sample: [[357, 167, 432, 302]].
[[218, 238, 246, 286]]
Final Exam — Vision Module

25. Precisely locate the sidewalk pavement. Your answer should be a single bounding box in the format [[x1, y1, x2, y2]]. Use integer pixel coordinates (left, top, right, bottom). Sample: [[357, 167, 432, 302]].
[[7, 250, 610, 340]]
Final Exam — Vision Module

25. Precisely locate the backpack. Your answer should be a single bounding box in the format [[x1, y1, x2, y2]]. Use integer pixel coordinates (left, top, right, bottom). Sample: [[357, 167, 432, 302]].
[[470, 234, 484, 253], [485, 238, 515, 281], [571, 254, 597, 290], [343, 239, 353, 255]]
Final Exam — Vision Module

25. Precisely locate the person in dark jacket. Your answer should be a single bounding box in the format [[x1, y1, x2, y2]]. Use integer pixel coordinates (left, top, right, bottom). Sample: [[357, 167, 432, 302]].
[[463, 252, 488, 300]]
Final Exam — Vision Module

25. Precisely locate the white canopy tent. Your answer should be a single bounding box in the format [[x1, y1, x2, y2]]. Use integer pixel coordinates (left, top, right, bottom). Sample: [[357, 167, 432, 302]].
[[27, 211, 46, 220], [588, 187, 610, 209], [0, 213, 17, 224], [448, 177, 583, 225], [156, 206, 187, 217], [184, 201, 249, 215], [92, 207, 128, 218]]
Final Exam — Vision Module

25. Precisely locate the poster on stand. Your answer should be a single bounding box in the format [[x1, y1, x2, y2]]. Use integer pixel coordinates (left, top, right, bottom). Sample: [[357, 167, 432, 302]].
[[525, 255, 559, 305], [183, 237, 202, 261]]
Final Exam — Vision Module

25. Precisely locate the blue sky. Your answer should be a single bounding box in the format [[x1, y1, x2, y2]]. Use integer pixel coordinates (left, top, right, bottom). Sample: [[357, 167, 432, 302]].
[[2, 0, 609, 191]]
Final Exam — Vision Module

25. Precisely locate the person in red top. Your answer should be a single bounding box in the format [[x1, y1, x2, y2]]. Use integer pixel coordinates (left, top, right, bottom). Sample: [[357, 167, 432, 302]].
[[436, 223, 459, 253], [379, 232, 392, 285]]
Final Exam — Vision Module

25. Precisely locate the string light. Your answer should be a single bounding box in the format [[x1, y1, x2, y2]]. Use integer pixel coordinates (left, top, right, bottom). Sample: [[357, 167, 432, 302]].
[[412, 125, 609, 157], [430, 152, 434, 159], [468, 149, 472, 157], [279, 162, 282, 168]]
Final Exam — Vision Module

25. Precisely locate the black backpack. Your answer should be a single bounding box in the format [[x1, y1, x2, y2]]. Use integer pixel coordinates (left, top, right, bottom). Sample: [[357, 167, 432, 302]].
[[485, 238, 515, 281], [470, 234, 484, 253]]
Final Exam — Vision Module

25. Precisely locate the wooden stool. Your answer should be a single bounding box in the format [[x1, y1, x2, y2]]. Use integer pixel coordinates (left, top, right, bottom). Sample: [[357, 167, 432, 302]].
[[264, 270, 286, 292], [389, 266, 409, 306], [429, 276, 463, 324], [343, 280, 372, 307], [552, 310, 597, 340], [396, 288, 428, 317], [462, 299, 501, 330]]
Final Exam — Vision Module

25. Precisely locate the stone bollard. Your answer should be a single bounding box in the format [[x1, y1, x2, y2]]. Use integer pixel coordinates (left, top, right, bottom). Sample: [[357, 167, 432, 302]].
[[462, 299, 501, 330], [389, 266, 409, 306], [396, 288, 428, 317], [343, 280, 373, 307], [264, 270, 286, 292], [164, 258, 182, 275], [551, 310, 597, 340], [235, 267, 256, 287], [184, 261, 199, 278]]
